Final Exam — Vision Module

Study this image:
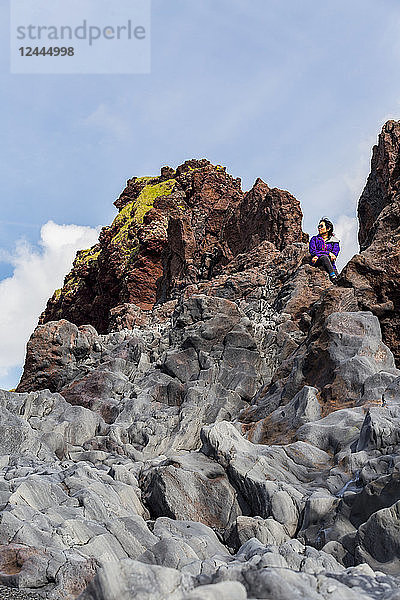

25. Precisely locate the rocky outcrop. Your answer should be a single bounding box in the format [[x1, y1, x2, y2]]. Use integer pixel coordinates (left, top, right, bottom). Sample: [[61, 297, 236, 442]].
[[39, 159, 308, 333], [341, 120, 400, 364], [225, 177, 306, 253], [357, 120, 400, 252], [39, 169, 184, 333], [7, 123, 400, 598]]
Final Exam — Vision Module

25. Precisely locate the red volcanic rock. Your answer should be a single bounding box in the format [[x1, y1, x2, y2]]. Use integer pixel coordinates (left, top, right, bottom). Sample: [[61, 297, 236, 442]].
[[224, 178, 307, 254], [179, 241, 316, 321], [0, 544, 42, 578], [40, 169, 184, 332], [160, 175, 307, 300], [358, 120, 400, 252], [341, 120, 400, 365], [40, 159, 307, 333], [158, 165, 244, 299], [16, 319, 100, 393]]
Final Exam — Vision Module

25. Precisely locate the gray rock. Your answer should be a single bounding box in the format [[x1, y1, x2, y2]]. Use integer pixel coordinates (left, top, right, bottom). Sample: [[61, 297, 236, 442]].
[[270, 385, 321, 429], [322, 541, 350, 566], [103, 515, 158, 558], [231, 515, 289, 548], [109, 380, 247, 459], [141, 452, 241, 529], [0, 389, 105, 459], [355, 499, 400, 571], [280, 312, 398, 410], [62, 468, 147, 520], [77, 559, 191, 600], [139, 536, 201, 572], [164, 295, 270, 400], [359, 371, 400, 405], [358, 453, 400, 485], [182, 581, 247, 600], [296, 408, 365, 454], [197, 540, 355, 599], [201, 421, 332, 535], [324, 312, 396, 386], [218, 347, 264, 401], [8, 475, 75, 511], [195, 540, 400, 599], [350, 473, 400, 528], [152, 517, 230, 561], [162, 347, 200, 383], [248, 385, 322, 444], [299, 490, 340, 546], [383, 376, 400, 404], [327, 563, 400, 598], [357, 405, 400, 452], [0, 407, 47, 460]]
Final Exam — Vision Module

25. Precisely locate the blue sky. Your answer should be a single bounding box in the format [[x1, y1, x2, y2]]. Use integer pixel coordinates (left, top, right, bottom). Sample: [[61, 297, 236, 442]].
[[1, 0, 400, 389]]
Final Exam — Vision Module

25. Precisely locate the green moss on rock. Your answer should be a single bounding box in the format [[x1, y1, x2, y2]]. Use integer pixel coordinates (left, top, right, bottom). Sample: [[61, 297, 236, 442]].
[[135, 176, 155, 183], [44, 178, 178, 315], [62, 275, 82, 297], [110, 178, 176, 260], [73, 246, 101, 269], [133, 179, 175, 223]]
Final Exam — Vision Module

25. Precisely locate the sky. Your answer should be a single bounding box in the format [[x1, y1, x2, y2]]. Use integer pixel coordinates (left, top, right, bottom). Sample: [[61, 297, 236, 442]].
[[1, 0, 400, 390]]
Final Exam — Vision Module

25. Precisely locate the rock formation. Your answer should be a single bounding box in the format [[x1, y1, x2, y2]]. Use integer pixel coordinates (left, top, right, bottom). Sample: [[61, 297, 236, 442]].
[[2, 122, 400, 599], [38, 160, 306, 333], [341, 120, 400, 363]]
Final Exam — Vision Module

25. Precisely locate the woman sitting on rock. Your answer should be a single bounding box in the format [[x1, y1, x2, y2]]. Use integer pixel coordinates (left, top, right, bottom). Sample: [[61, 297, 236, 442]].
[[309, 217, 340, 282]]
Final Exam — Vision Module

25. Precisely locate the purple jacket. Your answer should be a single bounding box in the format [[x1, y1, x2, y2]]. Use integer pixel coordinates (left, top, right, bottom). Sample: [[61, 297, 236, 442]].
[[309, 234, 340, 260]]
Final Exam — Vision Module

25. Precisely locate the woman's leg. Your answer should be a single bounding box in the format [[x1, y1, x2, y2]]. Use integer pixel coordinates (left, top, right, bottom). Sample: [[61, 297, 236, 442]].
[[316, 255, 337, 279]]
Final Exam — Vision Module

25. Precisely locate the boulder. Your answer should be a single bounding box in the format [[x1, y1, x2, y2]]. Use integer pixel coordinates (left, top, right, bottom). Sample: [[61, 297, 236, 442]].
[[77, 559, 190, 600], [182, 581, 247, 600], [296, 407, 365, 454], [141, 452, 241, 529], [201, 421, 332, 535], [355, 500, 400, 573]]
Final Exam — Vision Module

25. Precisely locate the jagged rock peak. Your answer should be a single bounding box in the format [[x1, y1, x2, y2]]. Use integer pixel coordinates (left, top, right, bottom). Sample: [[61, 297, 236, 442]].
[[39, 159, 306, 334], [358, 119, 400, 252], [114, 158, 242, 212], [341, 119, 400, 365]]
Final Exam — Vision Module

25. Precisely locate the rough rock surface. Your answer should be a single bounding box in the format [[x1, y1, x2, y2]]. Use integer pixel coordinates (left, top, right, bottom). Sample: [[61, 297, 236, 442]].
[[341, 120, 400, 364], [6, 126, 400, 598], [39, 160, 307, 334]]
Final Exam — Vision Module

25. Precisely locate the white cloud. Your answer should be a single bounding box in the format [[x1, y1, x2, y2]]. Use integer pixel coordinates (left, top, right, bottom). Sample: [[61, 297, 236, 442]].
[[342, 131, 376, 203], [0, 221, 100, 390], [300, 129, 374, 262], [335, 215, 359, 272]]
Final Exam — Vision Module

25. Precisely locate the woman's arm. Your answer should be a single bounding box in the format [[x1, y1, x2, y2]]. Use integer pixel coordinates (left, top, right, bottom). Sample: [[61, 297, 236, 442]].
[[309, 236, 318, 256], [309, 236, 320, 263], [331, 242, 340, 257]]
